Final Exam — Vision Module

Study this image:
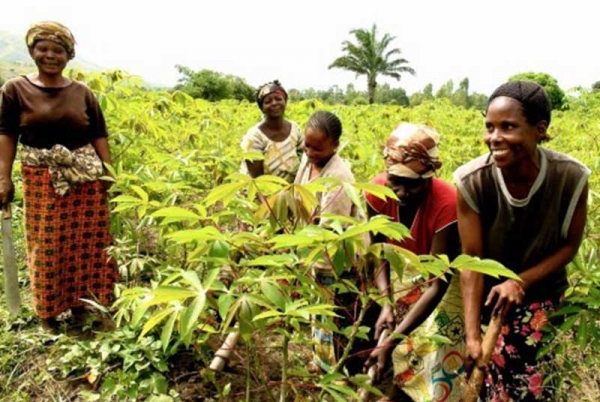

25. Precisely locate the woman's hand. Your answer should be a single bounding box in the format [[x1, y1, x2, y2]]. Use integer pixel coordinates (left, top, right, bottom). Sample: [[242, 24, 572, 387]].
[[375, 303, 395, 339], [464, 336, 483, 376], [363, 340, 394, 384], [0, 176, 14, 208], [485, 279, 525, 316]]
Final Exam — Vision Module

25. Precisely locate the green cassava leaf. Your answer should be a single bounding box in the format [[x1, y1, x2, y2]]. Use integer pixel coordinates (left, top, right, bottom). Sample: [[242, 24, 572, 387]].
[[151, 207, 202, 224], [353, 181, 398, 201], [166, 226, 225, 243], [451, 254, 520, 279]]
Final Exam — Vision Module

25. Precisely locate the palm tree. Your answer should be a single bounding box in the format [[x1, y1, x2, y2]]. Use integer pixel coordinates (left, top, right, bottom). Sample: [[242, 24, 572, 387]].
[[329, 24, 415, 104]]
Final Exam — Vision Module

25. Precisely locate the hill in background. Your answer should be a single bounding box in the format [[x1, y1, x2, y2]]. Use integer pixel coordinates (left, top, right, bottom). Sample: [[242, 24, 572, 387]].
[[0, 30, 102, 80]]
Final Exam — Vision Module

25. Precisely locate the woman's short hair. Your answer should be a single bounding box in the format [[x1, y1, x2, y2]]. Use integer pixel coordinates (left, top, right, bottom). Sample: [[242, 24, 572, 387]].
[[488, 81, 552, 126]]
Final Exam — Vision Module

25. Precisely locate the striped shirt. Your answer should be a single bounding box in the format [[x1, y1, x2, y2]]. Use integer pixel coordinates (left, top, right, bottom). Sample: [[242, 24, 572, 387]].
[[240, 121, 303, 183]]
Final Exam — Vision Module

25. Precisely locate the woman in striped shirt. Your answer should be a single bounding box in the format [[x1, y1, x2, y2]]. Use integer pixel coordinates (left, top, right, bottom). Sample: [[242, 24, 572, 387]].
[[241, 80, 303, 183]]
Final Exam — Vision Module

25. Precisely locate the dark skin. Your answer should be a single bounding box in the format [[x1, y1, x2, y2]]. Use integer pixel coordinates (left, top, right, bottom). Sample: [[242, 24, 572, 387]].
[[363, 174, 459, 382], [301, 126, 338, 177], [460, 96, 588, 375], [0, 135, 17, 208], [245, 91, 292, 178], [0, 39, 113, 329]]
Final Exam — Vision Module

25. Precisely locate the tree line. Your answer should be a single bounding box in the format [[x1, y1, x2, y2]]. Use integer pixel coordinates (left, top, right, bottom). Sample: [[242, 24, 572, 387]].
[[173, 24, 578, 111], [2, 23, 596, 109], [173, 66, 571, 111]]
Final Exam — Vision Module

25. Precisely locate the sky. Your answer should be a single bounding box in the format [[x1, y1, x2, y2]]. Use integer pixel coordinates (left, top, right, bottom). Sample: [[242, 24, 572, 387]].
[[1, 0, 598, 95]]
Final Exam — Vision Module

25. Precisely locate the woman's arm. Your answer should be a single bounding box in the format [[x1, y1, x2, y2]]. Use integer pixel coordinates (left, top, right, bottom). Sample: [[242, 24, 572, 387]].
[[367, 203, 395, 338], [0, 134, 17, 206], [386, 223, 457, 342], [368, 207, 458, 342], [486, 183, 588, 311], [92, 136, 112, 164], [245, 160, 264, 178], [364, 223, 458, 376], [457, 190, 485, 366], [241, 128, 265, 178]]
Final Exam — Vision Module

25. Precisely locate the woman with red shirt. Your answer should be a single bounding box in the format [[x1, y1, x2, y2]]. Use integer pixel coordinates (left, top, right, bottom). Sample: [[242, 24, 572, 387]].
[[363, 123, 464, 402]]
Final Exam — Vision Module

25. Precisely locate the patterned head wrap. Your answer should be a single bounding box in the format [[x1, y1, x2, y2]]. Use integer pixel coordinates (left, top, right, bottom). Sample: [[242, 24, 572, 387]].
[[488, 81, 551, 125], [26, 21, 76, 59], [383, 123, 442, 179], [256, 80, 288, 109]]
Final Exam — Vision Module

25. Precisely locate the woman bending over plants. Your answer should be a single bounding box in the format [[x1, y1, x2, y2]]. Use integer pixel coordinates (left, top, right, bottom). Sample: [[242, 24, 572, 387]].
[[455, 81, 589, 401], [240, 80, 303, 183], [362, 123, 463, 402]]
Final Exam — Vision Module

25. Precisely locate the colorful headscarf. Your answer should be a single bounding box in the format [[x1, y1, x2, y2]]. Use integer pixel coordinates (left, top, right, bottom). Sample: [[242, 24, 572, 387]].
[[256, 80, 288, 108], [26, 21, 76, 59], [383, 123, 442, 179]]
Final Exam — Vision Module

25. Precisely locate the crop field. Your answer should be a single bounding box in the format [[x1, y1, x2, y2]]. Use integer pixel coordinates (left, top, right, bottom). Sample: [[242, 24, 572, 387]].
[[0, 71, 599, 401]]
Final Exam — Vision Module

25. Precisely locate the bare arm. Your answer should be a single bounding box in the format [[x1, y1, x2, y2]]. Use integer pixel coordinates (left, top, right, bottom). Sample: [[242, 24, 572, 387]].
[[486, 183, 588, 311], [386, 224, 457, 345], [522, 184, 587, 287], [92, 137, 112, 165], [364, 220, 459, 375], [0, 134, 17, 177], [368, 204, 392, 298], [457, 190, 485, 345], [0, 134, 17, 205], [367, 203, 396, 339], [245, 160, 264, 178], [241, 128, 265, 178]]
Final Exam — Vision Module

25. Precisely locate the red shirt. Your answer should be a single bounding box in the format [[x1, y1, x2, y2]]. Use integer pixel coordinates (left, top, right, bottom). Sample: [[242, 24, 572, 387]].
[[365, 173, 457, 255]]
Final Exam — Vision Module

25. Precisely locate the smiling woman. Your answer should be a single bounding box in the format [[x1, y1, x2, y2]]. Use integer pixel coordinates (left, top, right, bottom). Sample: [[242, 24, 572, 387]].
[[0, 21, 117, 332], [240, 80, 303, 183], [293, 110, 373, 375], [455, 81, 590, 401]]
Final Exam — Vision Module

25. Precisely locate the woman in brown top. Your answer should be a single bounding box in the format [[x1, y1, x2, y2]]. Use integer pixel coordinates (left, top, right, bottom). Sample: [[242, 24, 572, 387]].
[[454, 81, 589, 401], [0, 22, 117, 331]]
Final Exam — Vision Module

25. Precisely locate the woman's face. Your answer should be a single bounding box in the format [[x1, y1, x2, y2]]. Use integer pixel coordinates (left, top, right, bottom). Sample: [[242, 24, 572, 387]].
[[30, 40, 69, 77], [302, 127, 338, 168], [260, 91, 286, 118], [484, 96, 545, 170], [386, 174, 428, 207]]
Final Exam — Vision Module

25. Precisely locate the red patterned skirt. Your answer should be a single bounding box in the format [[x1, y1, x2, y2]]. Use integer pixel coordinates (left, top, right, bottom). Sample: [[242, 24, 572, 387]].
[[22, 165, 117, 319]]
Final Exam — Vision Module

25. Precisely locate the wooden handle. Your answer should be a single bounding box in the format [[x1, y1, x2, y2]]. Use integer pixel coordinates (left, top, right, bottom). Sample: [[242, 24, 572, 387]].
[[462, 310, 504, 402], [209, 331, 241, 372], [358, 329, 390, 402]]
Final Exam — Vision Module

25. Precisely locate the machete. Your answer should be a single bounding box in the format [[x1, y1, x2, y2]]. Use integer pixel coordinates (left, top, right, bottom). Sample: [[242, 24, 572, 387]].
[[2, 204, 21, 317]]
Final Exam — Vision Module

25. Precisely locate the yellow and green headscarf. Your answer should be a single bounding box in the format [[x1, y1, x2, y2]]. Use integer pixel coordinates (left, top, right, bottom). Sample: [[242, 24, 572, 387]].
[[25, 21, 76, 59]]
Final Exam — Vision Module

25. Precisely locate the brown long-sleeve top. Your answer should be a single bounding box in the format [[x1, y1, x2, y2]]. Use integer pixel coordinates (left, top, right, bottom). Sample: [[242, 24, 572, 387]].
[[0, 76, 108, 150]]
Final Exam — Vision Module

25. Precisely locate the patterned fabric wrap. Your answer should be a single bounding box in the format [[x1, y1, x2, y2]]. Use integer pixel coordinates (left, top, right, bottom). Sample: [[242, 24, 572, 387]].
[[484, 299, 559, 401], [256, 81, 288, 107], [21, 144, 104, 196], [391, 273, 466, 402], [25, 21, 76, 59], [22, 165, 117, 319], [384, 123, 442, 179]]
